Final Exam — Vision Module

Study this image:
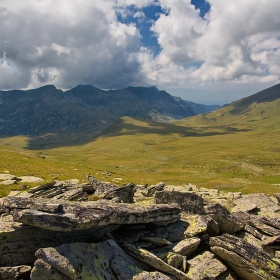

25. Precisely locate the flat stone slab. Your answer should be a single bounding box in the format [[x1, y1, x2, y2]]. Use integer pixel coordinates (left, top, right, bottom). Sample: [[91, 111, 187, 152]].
[[18, 176, 44, 183], [233, 194, 280, 217], [5, 197, 181, 231], [210, 234, 280, 279], [186, 251, 229, 280], [0, 174, 17, 181]]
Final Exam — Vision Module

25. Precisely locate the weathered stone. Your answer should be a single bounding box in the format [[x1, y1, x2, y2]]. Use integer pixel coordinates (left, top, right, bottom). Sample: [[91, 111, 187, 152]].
[[0, 265, 31, 280], [29, 182, 56, 194], [236, 231, 272, 254], [31, 201, 63, 213], [139, 236, 172, 246], [244, 224, 267, 240], [9, 198, 180, 231], [123, 243, 191, 280], [57, 187, 86, 201], [275, 193, 280, 204], [31, 187, 64, 199], [31, 240, 146, 280], [0, 179, 17, 185], [81, 183, 94, 193], [172, 237, 200, 257], [166, 252, 184, 269], [0, 198, 4, 215], [233, 193, 280, 217], [155, 190, 206, 214], [0, 174, 18, 181], [261, 235, 280, 246], [30, 259, 69, 280], [248, 217, 280, 236], [211, 246, 277, 280], [148, 219, 190, 242], [133, 271, 173, 280], [204, 203, 244, 234], [210, 234, 280, 279], [0, 215, 119, 266], [19, 176, 44, 183], [145, 182, 165, 197], [231, 201, 259, 213], [104, 182, 136, 203], [182, 214, 219, 237], [186, 251, 228, 280]]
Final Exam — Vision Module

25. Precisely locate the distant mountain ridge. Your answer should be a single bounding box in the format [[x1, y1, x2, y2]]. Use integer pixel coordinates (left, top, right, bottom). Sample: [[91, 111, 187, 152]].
[[0, 85, 219, 136]]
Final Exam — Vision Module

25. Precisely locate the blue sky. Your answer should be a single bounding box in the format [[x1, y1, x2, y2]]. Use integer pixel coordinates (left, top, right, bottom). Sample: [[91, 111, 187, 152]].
[[1, 0, 280, 104]]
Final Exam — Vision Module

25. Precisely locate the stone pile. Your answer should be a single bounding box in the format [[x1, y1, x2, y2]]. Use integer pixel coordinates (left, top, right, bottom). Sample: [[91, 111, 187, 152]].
[[0, 175, 280, 279]]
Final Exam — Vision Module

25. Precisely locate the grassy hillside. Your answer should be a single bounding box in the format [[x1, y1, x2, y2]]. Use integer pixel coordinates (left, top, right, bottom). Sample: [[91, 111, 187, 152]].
[[0, 112, 279, 197], [179, 83, 280, 131]]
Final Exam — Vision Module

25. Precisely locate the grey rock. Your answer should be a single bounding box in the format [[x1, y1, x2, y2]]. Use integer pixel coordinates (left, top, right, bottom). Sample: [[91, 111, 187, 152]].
[[87, 174, 136, 202], [248, 216, 280, 236], [182, 213, 219, 237], [233, 193, 280, 217], [29, 182, 56, 194], [275, 193, 280, 204], [19, 176, 44, 183], [210, 234, 280, 279], [155, 190, 206, 214], [123, 243, 191, 280], [133, 271, 173, 279], [139, 236, 172, 247], [148, 219, 190, 242], [186, 251, 229, 280], [31, 240, 146, 280], [172, 237, 200, 257], [30, 259, 70, 280], [204, 203, 244, 234], [8, 198, 180, 231], [0, 265, 31, 280]]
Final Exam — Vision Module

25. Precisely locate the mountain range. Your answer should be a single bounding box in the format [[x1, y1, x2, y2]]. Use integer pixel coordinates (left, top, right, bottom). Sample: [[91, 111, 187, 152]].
[[0, 85, 219, 136]]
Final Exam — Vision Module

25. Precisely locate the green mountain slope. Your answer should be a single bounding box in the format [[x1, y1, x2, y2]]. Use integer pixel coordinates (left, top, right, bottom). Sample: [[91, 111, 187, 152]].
[[179, 83, 280, 132]]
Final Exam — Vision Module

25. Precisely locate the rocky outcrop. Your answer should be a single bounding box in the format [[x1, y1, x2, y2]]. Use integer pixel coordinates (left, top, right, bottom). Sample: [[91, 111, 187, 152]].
[[210, 234, 280, 279], [1, 178, 280, 280], [5, 197, 180, 231]]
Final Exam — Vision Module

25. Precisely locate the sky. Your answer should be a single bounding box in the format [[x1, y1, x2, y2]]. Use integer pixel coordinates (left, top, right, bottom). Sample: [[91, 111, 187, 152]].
[[1, 1, 280, 105]]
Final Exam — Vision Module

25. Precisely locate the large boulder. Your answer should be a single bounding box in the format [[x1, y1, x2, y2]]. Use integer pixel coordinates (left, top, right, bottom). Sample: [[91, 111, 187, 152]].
[[186, 251, 234, 280], [31, 240, 147, 280], [4, 197, 181, 231], [182, 214, 219, 237], [204, 203, 244, 234], [155, 190, 206, 214], [210, 234, 280, 279], [232, 193, 280, 217]]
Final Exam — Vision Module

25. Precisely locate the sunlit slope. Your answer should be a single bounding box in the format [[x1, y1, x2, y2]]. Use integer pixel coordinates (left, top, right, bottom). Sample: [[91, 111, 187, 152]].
[[178, 83, 280, 132]]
